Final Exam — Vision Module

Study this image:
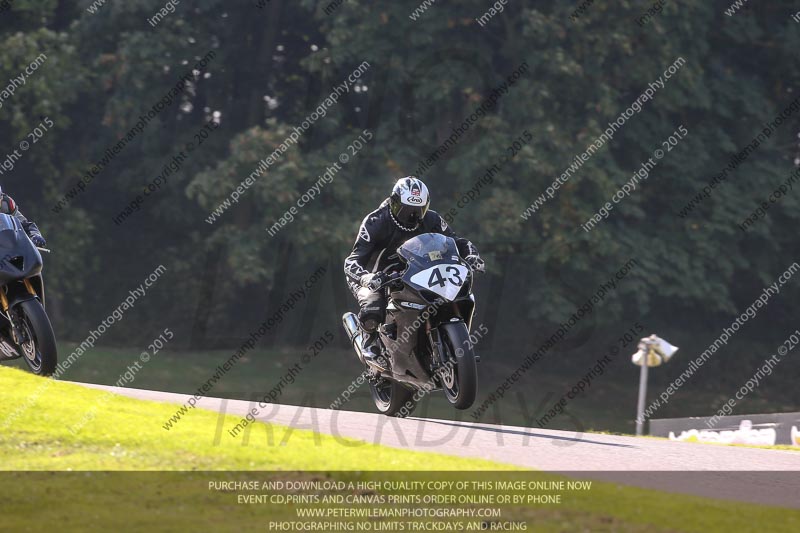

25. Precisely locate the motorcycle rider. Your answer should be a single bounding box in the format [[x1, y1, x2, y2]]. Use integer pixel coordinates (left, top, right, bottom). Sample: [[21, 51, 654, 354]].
[[344, 176, 484, 370], [0, 186, 46, 247]]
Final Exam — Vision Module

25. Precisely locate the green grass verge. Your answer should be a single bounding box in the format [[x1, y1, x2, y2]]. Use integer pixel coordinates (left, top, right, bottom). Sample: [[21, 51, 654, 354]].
[[0, 366, 506, 471], [1, 366, 799, 532], [3, 342, 648, 432], [21, 341, 798, 438]]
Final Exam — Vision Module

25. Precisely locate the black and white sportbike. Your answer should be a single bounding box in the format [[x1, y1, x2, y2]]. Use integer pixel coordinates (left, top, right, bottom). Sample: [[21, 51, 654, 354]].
[[0, 214, 57, 376], [343, 233, 480, 417]]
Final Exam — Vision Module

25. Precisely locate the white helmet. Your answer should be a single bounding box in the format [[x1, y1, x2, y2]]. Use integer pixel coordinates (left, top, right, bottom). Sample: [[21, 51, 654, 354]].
[[389, 176, 430, 229]]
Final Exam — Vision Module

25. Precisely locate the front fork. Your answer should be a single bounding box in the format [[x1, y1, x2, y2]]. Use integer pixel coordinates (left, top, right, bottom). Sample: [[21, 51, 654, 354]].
[[1, 280, 37, 345], [427, 327, 446, 371], [426, 317, 481, 377]]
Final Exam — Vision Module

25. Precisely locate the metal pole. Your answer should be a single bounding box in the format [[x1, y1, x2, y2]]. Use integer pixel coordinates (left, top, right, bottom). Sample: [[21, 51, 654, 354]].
[[635, 359, 649, 436]]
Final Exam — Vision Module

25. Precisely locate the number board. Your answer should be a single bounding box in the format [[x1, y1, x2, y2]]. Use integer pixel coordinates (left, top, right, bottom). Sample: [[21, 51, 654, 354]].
[[409, 263, 469, 301]]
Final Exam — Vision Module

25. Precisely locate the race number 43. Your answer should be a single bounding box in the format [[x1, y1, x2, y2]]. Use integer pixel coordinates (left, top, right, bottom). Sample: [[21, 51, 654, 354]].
[[411, 264, 469, 300], [427, 265, 464, 288]]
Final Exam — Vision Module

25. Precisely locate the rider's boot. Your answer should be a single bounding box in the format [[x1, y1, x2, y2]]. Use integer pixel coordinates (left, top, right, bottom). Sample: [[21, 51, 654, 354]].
[[360, 330, 388, 372]]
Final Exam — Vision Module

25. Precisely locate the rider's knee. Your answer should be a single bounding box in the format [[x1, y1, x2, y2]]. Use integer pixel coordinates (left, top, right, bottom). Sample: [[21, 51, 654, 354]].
[[359, 305, 383, 332], [356, 287, 385, 331]]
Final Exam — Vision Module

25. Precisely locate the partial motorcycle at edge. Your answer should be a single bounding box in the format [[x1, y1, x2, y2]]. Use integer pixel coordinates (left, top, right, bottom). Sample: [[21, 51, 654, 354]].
[[0, 213, 58, 376]]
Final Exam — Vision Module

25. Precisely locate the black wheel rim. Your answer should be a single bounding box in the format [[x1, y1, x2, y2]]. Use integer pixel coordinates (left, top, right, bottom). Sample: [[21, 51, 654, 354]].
[[20, 318, 42, 373], [441, 337, 461, 402], [372, 379, 392, 409]]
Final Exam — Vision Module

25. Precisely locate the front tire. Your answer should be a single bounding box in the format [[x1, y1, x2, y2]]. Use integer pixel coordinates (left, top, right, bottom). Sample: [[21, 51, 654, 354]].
[[370, 378, 416, 417], [15, 299, 58, 376], [439, 322, 478, 410]]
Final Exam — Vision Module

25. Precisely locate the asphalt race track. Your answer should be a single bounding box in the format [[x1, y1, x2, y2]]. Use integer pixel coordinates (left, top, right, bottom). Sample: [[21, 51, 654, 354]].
[[75, 382, 800, 509]]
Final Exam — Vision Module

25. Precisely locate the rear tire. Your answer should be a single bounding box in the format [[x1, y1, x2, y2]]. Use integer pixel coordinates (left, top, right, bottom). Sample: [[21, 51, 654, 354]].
[[370, 378, 417, 417], [16, 299, 58, 376], [439, 322, 478, 410]]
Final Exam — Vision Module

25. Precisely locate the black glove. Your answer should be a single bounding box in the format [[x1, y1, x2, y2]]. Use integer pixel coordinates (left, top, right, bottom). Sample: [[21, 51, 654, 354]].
[[30, 234, 46, 248], [465, 255, 485, 273], [360, 272, 388, 291]]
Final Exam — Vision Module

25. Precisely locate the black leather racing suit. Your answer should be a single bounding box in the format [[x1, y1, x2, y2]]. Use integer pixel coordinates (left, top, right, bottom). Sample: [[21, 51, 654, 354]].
[[0, 194, 43, 240], [344, 199, 479, 329]]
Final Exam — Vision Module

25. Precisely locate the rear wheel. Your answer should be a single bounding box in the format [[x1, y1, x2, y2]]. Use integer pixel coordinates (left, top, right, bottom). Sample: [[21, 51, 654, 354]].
[[439, 322, 478, 410], [15, 299, 57, 376], [370, 378, 416, 417]]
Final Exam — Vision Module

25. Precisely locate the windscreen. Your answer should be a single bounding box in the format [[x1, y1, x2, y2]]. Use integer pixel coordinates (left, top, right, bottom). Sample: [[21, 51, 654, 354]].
[[397, 233, 459, 266]]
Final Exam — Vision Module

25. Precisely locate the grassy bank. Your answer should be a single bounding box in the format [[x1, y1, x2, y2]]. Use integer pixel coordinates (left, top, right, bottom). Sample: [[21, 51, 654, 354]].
[[10, 340, 794, 436], [1, 367, 798, 532], [0, 365, 507, 471]]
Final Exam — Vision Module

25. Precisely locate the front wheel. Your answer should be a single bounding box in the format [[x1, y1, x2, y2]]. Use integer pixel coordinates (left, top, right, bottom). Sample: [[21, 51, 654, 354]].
[[14, 299, 58, 376], [438, 322, 478, 410]]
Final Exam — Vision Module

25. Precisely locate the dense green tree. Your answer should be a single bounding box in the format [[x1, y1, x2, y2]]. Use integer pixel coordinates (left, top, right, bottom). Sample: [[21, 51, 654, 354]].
[[0, 0, 798, 406]]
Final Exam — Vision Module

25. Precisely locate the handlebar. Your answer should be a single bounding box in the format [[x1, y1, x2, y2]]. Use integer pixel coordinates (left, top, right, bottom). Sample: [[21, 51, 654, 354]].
[[370, 257, 482, 291], [367, 271, 403, 291], [376, 271, 403, 290]]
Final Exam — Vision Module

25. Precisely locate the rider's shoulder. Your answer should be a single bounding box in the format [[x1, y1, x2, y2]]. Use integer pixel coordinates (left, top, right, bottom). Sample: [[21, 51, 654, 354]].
[[356, 203, 390, 241], [423, 209, 444, 226], [0, 194, 16, 214], [363, 201, 390, 226]]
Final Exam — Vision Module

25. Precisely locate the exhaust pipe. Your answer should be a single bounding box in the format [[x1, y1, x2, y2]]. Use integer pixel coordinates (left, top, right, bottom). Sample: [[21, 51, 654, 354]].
[[343, 312, 389, 373], [342, 312, 367, 365]]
